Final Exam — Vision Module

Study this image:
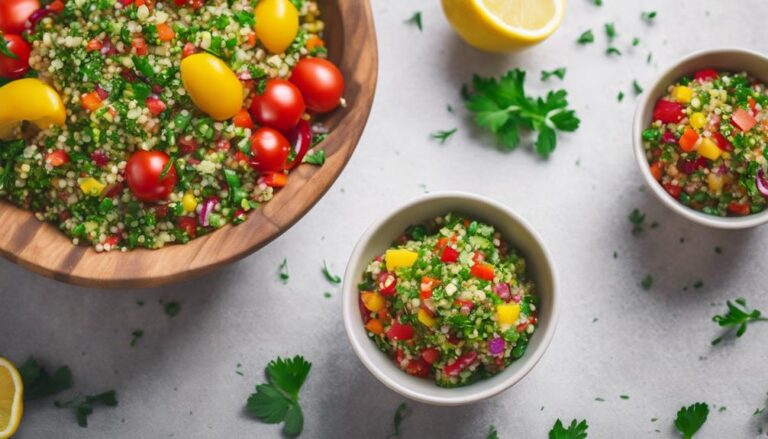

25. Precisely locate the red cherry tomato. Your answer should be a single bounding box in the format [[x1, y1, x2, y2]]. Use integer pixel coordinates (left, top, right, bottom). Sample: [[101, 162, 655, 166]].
[[249, 78, 305, 132], [421, 348, 440, 365], [0, 34, 30, 79], [0, 0, 40, 34], [289, 58, 345, 113], [248, 127, 290, 172], [125, 150, 177, 201]]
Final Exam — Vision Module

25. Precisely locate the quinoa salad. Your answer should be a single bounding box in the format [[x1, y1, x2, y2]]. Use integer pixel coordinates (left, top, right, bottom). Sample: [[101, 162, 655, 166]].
[[357, 213, 538, 387], [643, 69, 768, 216], [0, 0, 345, 251]]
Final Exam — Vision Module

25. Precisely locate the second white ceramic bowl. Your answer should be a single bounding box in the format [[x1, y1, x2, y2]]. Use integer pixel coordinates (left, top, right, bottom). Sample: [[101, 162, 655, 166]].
[[633, 48, 768, 229], [342, 192, 558, 405]]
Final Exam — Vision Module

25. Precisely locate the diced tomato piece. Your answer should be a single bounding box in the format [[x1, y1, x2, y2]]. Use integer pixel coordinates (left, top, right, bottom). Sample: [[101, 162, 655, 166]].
[[178, 216, 197, 237], [173, 0, 187, 5], [358, 296, 371, 324], [434, 237, 448, 251], [104, 235, 120, 247], [421, 348, 440, 365], [731, 108, 757, 132], [444, 351, 478, 377], [233, 109, 254, 129], [472, 251, 485, 263], [94, 86, 109, 100], [145, 96, 167, 116], [516, 322, 529, 333], [91, 150, 109, 167], [440, 246, 459, 263], [86, 39, 103, 52], [81, 92, 103, 112], [454, 299, 474, 310], [182, 42, 197, 58], [260, 172, 288, 188], [678, 128, 699, 152], [246, 33, 257, 47], [104, 183, 124, 198], [749, 97, 758, 115], [190, 0, 204, 9], [154, 204, 169, 218], [48, 0, 65, 12], [649, 162, 663, 181], [119, 0, 133, 5], [653, 99, 685, 124], [420, 276, 440, 300], [386, 321, 414, 341], [470, 263, 495, 281], [663, 183, 682, 199], [694, 69, 719, 82], [711, 132, 732, 152], [178, 136, 199, 155], [132, 37, 148, 56], [233, 151, 249, 163], [215, 139, 231, 152], [156, 23, 175, 42], [378, 272, 397, 296], [45, 149, 69, 167], [405, 358, 430, 378], [728, 202, 751, 216], [306, 36, 325, 51]]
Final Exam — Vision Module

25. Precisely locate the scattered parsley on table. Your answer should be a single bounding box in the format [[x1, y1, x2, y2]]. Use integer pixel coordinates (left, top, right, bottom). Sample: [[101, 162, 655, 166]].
[[604, 22, 617, 41], [405, 12, 422, 31], [632, 80, 644, 95], [164, 301, 181, 318], [386, 402, 409, 439], [577, 29, 594, 45], [629, 208, 646, 235], [246, 355, 311, 437], [541, 68, 567, 81], [430, 128, 458, 145], [486, 426, 499, 439], [464, 69, 580, 158], [674, 403, 709, 439], [642, 11, 658, 22], [549, 419, 589, 439], [18, 357, 72, 400], [55, 390, 118, 428], [322, 260, 341, 284], [279, 258, 290, 284], [606, 47, 622, 56], [641, 275, 654, 290], [130, 329, 143, 347], [711, 298, 768, 345], [302, 150, 326, 166]]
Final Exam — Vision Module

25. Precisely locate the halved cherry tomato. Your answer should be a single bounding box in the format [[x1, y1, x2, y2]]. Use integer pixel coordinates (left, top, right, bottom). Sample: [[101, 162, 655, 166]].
[[249, 78, 305, 132], [248, 127, 290, 172], [385, 321, 414, 341], [45, 149, 69, 167], [0, 0, 40, 34], [132, 37, 148, 56], [289, 57, 345, 113], [125, 150, 177, 201], [146, 96, 167, 116], [0, 34, 30, 79], [421, 348, 440, 365], [178, 216, 197, 237]]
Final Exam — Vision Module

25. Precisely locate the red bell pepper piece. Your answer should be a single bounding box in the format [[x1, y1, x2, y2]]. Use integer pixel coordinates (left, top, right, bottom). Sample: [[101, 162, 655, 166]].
[[652, 99, 685, 124], [441, 246, 459, 263], [694, 69, 719, 82], [386, 321, 414, 341], [731, 108, 757, 132], [663, 183, 681, 199], [470, 263, 495, 281], [711, 132, 733, 152], [728, 202, 751, 216]]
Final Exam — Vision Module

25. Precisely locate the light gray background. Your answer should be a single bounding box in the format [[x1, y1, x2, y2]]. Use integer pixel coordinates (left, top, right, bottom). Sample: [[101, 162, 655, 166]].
[[3, 1, 768, 437]]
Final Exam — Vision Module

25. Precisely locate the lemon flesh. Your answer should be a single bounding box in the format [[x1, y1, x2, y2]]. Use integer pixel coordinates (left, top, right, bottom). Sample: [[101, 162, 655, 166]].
[[481, 0, 558, 31], [0, 358, 23, 439]]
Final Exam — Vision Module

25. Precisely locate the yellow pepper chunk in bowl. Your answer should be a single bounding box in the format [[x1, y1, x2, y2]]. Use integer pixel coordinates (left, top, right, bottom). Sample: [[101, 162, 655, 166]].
[[385, 249, 418, 271], [0, 79, 66, 139]]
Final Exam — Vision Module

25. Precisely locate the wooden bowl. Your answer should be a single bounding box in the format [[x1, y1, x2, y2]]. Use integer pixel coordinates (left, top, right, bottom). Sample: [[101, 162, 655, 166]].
[[0, 0, 378, 288]]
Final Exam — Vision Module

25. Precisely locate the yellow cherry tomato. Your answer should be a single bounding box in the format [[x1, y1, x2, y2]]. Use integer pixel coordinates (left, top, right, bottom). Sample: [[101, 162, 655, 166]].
[[180, 53, 243, 121], [0, 78, 66, 139], [254, 0, 299, 54]]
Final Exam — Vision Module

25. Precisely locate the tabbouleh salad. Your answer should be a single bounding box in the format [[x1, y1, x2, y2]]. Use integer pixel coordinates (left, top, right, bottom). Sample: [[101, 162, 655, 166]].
[[357, 213, 539, 387], [643, 69, 768, 216], [0, 0, 345, 252]]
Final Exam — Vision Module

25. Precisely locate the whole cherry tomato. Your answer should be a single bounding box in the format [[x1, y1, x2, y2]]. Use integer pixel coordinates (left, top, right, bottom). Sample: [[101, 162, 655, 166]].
[[0, 0, 40, 34], [249, 78, 305, 132], [289, 58, 345, 113], [0, 34, 31, 79], [125, 151, 177, 202], [249, 127, 290, 172]]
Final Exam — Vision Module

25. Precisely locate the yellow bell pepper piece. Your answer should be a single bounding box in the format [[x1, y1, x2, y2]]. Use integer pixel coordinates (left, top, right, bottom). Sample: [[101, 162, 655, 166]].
[[497, 304, 520, 326], [79, 177, 106, 196], [689, 112, 707, 130], [707, 173, 724, 193], [417, 308, 437, 328], [180, 53, 243, 121], [385, 249, 419, 271], [182, 192, 198, 213], [0, 79, 66, 139], [361, 291, 385, 312], [672, 85, 693, 104], [698, 138, 722, 161]]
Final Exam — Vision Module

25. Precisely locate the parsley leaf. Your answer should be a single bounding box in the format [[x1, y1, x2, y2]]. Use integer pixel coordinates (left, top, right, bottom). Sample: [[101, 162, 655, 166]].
[[465, 69, 580, 158], [549, 419, 589, 439], [606, 47, 622, 56], [629, 208, 645, 235], [711, 298, 768, 345], [387, 403, 409, 438], [617, 91, 625, 102], [405, 12, 422, 31], [0, 35, 18, 60], [640, 275, 653, 290], [642, 11, 658, 22], [55, 390, 118, 428], [302, 150, 325, 166], [604, 23, 617, 41], [322, 260, 341, 284], [674, 403, 709, 438], [164, 301, 181, 318], [246, 355, 311, 437], [632, 37, 640, 46], [130, 329, 143, 347], [486, 426, 500, 439], [541, 67, 567, 81], [430, 128, 458, 145], [279, 258, 289, 284], [633, 80, 644, 95], [577, 29, 594, 45], [18, 357, 73, 401]]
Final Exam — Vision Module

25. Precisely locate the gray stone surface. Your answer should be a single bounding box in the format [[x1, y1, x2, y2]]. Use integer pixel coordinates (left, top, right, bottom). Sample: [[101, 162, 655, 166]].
[[3, 1, 768, 437]]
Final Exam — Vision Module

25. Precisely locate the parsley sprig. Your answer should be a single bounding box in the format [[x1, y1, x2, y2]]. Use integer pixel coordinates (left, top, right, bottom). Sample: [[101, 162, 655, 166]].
[[430, 128, 458, 145], [322, 260, 341, 284], [541, 68, 567, 81], [465, 69, 580, 158], [486, 426, 499, 439], [405, 12, 422, 31], [674, 403, 709, 438], [279, 258, 290, 284], [246, 355, 311, 437], [386, 403, 409, 438], [18, 357, 72, 400], [549, 419, 589, 439], [577, 29, 594, 45], [712, 298, 768, 345], [55, 391, 119, 428]]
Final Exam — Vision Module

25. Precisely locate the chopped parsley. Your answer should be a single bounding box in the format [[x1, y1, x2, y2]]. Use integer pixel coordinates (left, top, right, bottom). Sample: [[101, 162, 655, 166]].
[[606, 47, 622, 56], [674, 403, 709, 438], [55, 390, 118, 428], [541, 67, 567, 81], [620, 394, 630, 400], [604, 22, 617, 41], [549, 419, 588, 439], [130, 329, 143, 347], [617, 91, 625, 102], [164, 301, 181, 317], [592, 0, 602, 5], [577, 29, 594, 45], [430, 128, 458, 145], [464, 69, 580, 158], [486, 426, 499, 439], [246, 355, 311, 437], [0, 37, 18, 59], [18, 357, 72, 400], [302, 150, 326, 166], [642, 11, 658, 22], [279, 258, 290, 284], [386, 403, 409, 439], [641, 275, 654, 290], [633, 80, 644, 95], [405, 12, 422, 31], [322, 260, 341, 284], [711, 298, 768, 345], [632, 37, 640, 46], [629, 208, 646, 235]]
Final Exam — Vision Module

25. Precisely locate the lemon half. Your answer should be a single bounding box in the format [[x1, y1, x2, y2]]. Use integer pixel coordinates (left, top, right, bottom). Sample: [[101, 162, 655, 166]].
[[0, 358, 23, 439], [442, 0, 566, 53]]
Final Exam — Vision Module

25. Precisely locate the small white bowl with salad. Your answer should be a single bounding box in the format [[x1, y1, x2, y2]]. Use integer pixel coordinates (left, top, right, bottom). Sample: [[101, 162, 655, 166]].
[[342, 192, 559, 405]]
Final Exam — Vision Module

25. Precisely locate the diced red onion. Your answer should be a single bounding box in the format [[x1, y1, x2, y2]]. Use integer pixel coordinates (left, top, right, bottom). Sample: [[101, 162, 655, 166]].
[[488, 337, 505, 355], [757, 170, 768, 197], [661, 130, 677, 144], [716, 164, 728, 175], [237, 71, 252, 81], [511, 294, 521, 303], [95, 86, 109, 100], [198, 197, 219, 227], [677, 157, 707, 175], [100, 38, 118, 56], [26, 8, 53, 31], [494, 283, 511, 301]]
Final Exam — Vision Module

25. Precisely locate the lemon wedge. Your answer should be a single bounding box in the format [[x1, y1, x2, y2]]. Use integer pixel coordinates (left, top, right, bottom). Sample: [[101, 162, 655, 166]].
[[442, 0, 566, 53], [0, 358, 23, 439]]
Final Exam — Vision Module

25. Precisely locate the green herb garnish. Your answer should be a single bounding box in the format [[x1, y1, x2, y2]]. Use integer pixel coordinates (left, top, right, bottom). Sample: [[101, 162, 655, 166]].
[[549, 419, 589, 439], [130, 329, 143, 347], [302, 150, 326, 166], [541, 68, 567, 81], [246, 355, 311, 437], [0, 34, 18, 60], [712, 298, 768, 345], [641, 275, 653, 290], [405, 12, 422, 31], [629, 208, 645, 235], [164, 301, 181, 318], [606, 47, 622, 56], [642, 11, 658, 22], [430, 128, 458, 145], [617, 91, 625, 102], [279, 258, 289, 283], [632, 37, 640, 46], [674, 403, 709, 439], [633, 80, 644, 95], [486, 426, 499, 439], [604, 22, 617, 41], [18, 357, 72, 400], [386, 403, 409, 438], [577, 29, 594, 45], [322, 260, 341, 284], [55, 390, 118, 428], [464, 69, 580, 158]]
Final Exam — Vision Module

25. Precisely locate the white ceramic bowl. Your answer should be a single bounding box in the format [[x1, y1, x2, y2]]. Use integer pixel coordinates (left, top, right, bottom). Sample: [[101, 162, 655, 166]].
[[341, 192, 559, 405], [633, 48, 768, 229]]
